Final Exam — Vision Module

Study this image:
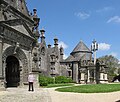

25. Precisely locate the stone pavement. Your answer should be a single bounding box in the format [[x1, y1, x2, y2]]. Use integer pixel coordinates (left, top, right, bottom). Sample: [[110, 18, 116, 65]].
[[0, 86, 120, 102], [0, 87, 52, 102], [47, 87, 120, 102]]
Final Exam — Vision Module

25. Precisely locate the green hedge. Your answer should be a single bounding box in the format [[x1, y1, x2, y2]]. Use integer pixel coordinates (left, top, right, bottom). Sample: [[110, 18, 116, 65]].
[[47, 77, 54, 84], [39, 75, 48, 86], [55, 76, 73, 84], [39, 74, 73, 86], [39, 74, 54, 86]]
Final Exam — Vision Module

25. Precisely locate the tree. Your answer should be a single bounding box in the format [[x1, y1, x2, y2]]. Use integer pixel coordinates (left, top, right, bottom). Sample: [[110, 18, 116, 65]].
[[98, 55, 120, 82]]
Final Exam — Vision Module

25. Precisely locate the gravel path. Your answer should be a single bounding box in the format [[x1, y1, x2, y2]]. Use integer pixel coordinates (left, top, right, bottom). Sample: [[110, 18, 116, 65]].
[[0, 87, 52, 102]]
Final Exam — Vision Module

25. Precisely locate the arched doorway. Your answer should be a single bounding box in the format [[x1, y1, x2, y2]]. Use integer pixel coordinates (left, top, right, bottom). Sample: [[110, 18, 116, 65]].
[[6, 56, 20, 87]]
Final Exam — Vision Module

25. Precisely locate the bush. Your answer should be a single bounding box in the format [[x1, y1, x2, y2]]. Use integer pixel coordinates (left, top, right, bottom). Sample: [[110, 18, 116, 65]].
[[46, 77, 54, 84], [39, 74, 54, 86], [39, 74, 73, 86], [39, 75, 48, 86], [55, 76, 73, 84]]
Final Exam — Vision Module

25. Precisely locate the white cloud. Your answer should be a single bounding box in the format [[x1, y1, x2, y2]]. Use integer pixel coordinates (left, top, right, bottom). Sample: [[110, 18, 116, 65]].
[[96, 7, 114, 13], [75, 11, 90, 20], [58, 41, 68, 49], [107, 16, 120, 23], [109, 52, 117, 57], [118, 59, 120, 64], [63, 54, 68, 59], [98, 43, 111, 51]]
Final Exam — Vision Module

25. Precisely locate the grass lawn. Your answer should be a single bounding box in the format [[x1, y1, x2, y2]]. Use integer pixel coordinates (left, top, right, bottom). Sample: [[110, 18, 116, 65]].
[[43, 83, 74, 88], [55, 83, 120, 93]]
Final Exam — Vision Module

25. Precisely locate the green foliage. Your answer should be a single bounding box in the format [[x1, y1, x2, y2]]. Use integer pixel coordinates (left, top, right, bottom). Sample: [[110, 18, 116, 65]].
[[98, 55, 119, 68], [39, 75, 48, 86], [56, 84, 120, 93], [98, 55, 120, 81], [47, 77, 54, 84], [39, 74, 73, 86], [39, 74, 54, 86], [55, 76, 73, 84]]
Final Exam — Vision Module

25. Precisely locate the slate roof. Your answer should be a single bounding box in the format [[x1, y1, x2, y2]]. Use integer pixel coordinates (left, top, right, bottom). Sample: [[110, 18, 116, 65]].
[[65, 40, 92, 62], [71, 40, 91, 54]]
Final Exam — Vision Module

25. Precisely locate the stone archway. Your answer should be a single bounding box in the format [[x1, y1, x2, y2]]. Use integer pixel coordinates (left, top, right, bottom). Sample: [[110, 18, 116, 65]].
[[6, 56, 20, 87], [3, 46, 29, 87]]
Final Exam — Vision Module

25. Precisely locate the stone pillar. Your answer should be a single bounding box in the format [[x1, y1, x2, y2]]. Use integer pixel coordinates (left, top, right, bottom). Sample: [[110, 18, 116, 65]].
[[104, 73, 108, 81], [87, 69, 90, 82], [29, 51, 32, 72], [32, 48, 40, 88], [94, 69, 96, 83], [0, 37, 5, 90], [0, 37, 3, 78], [100, 72, 104, 82], [19, 66, 24, 87], [80, 73, 85, 84], [72, 62, 79, 83], [96, 60, 100, 84]]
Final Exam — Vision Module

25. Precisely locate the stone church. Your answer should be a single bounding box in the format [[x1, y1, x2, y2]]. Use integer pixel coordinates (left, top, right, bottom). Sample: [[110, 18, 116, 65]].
[[0, 0, 108, 89]]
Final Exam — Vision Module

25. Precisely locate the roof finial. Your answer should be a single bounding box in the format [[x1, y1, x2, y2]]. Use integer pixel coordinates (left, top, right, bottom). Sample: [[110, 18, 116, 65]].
[[33, 8, 37, 17]]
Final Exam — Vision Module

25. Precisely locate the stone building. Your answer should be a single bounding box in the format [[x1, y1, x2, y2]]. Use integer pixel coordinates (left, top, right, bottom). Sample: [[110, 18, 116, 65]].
[[0, 0, 108, 90], [37, 29, 108, 84], [63, 41, 108, 84], [38, 30, 64, 77], [0, 0, 40, 89]]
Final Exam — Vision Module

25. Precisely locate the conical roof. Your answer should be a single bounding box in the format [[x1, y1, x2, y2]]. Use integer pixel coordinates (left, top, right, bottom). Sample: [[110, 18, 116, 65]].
[[71, 40, 91, 54], [64, 40, 92, 62]]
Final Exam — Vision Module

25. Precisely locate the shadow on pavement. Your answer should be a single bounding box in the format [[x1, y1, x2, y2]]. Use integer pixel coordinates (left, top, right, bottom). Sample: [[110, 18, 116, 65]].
[[115, 100, 120, 102]]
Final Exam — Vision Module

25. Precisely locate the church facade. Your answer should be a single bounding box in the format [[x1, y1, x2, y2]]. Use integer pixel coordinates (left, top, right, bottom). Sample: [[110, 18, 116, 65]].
[[0, 0, 108, 89], [0, 0, 41, 89]]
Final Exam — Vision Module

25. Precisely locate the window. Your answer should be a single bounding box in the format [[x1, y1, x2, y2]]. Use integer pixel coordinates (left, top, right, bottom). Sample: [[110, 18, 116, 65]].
[[41, 47, 45, 55]]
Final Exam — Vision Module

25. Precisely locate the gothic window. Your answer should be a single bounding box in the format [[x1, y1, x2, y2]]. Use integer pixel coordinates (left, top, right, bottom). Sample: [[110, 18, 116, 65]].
[[68, 71, 71, 77], [51, 67, 55, 70], [41, 47, 45, 55], [50, 55, 55, 61], [51, 56, 53, 61], [39, 57, 41, 67], [56, 56, 58, 60]]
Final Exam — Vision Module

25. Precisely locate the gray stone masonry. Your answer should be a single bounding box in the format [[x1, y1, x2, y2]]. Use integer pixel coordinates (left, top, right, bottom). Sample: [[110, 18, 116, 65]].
[[0, 37, 3, 78]]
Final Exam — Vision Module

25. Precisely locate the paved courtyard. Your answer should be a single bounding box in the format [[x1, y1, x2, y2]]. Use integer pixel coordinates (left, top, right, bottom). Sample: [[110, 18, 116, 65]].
[[48, 87, 120, 102], [0, 87, 52, 102], [0, 87, 120, 102]]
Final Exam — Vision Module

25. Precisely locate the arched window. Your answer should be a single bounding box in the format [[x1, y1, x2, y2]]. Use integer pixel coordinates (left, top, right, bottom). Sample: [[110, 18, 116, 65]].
[[41, 47, 45, 55]]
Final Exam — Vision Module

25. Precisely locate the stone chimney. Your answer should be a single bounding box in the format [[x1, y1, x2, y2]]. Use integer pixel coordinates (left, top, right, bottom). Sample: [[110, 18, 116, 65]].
[[32, 8, 40, 39], [60, 46, 64, 60], [40, 29, 45, 43], [48, 44, 51, 48], [54, 37, 58, 48], [33, 8, 37, 18]]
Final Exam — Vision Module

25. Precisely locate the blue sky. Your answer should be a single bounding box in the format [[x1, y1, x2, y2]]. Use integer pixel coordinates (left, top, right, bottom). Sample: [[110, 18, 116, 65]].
[[26, 0, 120, 59]]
